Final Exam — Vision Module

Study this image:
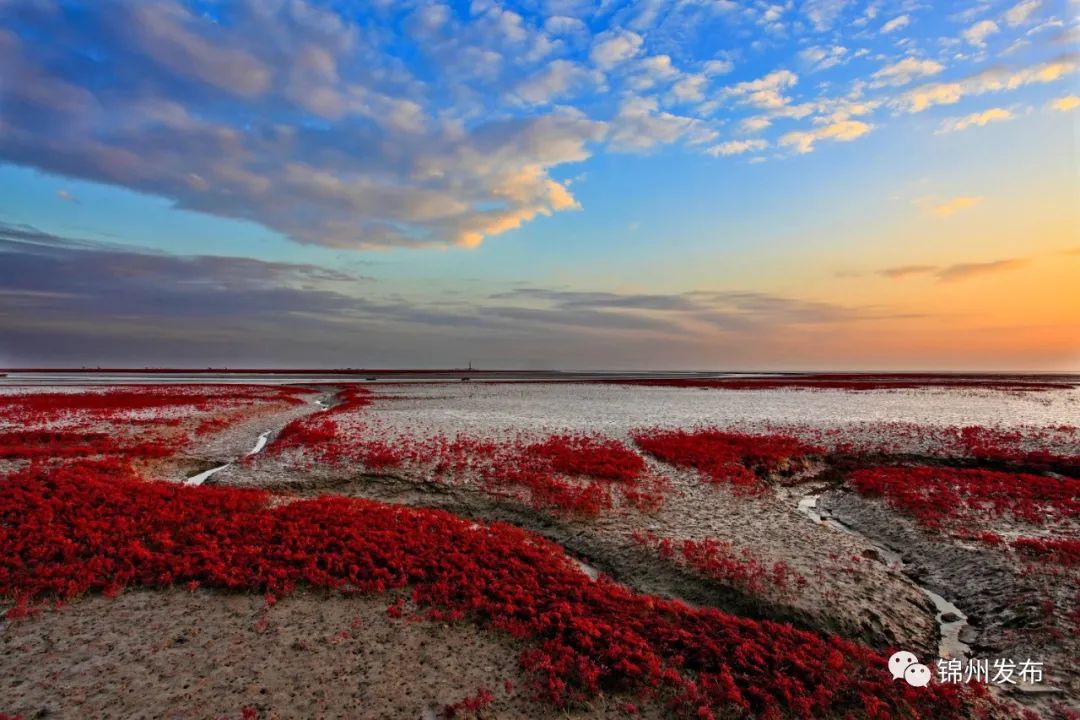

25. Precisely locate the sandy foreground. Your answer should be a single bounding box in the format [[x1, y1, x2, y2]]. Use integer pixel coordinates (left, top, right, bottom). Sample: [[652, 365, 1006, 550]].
[[2, 589, 666, 719], [1, 381, 1077, 719]]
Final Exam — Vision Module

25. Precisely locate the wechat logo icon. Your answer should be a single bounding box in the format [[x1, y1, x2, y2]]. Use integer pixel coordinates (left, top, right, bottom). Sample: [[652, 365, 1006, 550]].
[[889, 651, 931, 687]]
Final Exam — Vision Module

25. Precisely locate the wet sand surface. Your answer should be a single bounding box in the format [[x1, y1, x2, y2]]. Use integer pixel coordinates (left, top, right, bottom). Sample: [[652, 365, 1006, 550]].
[[1, 589, 662, 720]]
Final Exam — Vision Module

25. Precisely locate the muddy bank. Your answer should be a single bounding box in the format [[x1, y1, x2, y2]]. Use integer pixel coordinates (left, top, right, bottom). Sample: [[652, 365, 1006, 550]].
[[266, 470, 826, 632], [0, 589, 662, 720], [795, 487, 971, 659], [161, 391, 329, 482], [215, 458, 938, 657], [821, 489, 1078, 709]]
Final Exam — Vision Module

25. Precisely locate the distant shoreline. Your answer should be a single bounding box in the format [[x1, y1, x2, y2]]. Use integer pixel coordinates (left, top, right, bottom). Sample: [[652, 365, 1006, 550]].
[[2, 368, 1077, 377]]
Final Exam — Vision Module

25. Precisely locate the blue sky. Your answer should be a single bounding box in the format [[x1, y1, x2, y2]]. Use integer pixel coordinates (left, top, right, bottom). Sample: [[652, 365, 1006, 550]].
[[0, 0, 1077, 369]]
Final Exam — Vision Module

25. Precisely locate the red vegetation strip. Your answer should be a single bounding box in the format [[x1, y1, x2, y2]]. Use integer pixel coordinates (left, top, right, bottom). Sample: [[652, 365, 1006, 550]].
[[1011, 538, 1080, 567], [769, 422, 1078, 474], [633, 532, 803, 595], [848, 466, 1079, 529], [525, 434, 645, 482], [0, 385, 308, 464], [272, 397, 658, 516], [954, 426, 1079, 472], [0, 430, 172, 462], [0, 385, 306, 416], [632, 428, 821, 486], [0, 462, 989, 720]]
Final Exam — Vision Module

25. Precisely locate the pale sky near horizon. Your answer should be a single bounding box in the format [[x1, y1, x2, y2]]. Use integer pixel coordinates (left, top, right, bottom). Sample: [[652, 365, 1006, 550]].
[[0, 0, 1078, 370]]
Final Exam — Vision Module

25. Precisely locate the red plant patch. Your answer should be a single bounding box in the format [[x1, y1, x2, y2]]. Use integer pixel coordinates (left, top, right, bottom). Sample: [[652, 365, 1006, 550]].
[[1011, 538, 1080, 566], [744, 422, 1078, 471], [633, 532, 802, 595], [0, 430, 171, 461], [525, 433, 645, 482], [848, 466, 1079, 529], [269, 406, 658, 516], [632, 428, 821, 486], [442, 687, 494, 718], [0, 461, 990, 719], [955, 426, 1079, 472], [0, 385, 308, 468]]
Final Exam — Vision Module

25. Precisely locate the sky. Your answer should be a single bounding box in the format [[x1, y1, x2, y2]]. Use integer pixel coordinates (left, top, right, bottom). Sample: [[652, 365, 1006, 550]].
[[0, 0, 1077, 370]]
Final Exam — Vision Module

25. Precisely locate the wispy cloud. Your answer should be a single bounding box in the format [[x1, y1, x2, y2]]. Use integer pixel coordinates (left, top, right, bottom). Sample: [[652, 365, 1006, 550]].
[[963, 19, 1000, 47], [879, 264, 938, 279], [921, 195, 984, 217], [897, 55, 1079, 112], [937, 258, 1028, 281], [880, 15, 911, 34], [780, 120, 873, 153], [936, 107, 1014, 133], [1049, 95, 1079, 111], [871, 57, 944, 88], [879, 258, 1028, 282], [706, 139, 768, 156], [1003, 0, 1041, 27]]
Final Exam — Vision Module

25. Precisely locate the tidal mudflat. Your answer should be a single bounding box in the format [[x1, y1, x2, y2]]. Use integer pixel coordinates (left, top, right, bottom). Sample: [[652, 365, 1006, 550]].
[[1, 375, 1076, 719]]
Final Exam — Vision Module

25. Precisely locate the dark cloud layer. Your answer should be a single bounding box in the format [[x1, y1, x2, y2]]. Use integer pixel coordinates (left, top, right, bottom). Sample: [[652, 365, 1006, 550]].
[[0, 223, 895, 368]]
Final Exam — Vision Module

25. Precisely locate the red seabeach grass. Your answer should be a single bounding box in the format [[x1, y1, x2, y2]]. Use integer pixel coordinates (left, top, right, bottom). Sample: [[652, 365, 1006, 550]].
[[0, 460, 993, 720]]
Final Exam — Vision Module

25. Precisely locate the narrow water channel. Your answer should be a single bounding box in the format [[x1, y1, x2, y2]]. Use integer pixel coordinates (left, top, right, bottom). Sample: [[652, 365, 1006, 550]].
[[797, 491, 971, 659], [184, 429, 271, 486]]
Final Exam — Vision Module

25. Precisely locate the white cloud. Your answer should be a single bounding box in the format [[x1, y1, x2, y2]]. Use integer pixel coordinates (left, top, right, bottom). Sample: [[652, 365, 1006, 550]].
[[919, 195, 983, 217], [1049, 94, 1080, 111], [406, 4, 451, 35], [544, 15, 587, 35], [963, 19, 1000, 47], [132, 3, 272, 97], [589, 28, 643, 69], [703, 59, 735, 76], [898, 55, 1079, 112], [741, 115, 774, 133], [802, 0, 857, 31], [706, 139, 768, 156], [723, 69, 799, 109], [799, 45, 848, 72], [9, 0, 1069, 256], [936, 107, 1014, 133], [513, 60, 596, 105], [779, 119, 872, 153], [670, 73, 708, 102], [608, 96, 715, 151], [1004, 0, 1041, 26], [627, 55, 679, 90], [881, 15, 911, 34], [871, 56, 944, 87]]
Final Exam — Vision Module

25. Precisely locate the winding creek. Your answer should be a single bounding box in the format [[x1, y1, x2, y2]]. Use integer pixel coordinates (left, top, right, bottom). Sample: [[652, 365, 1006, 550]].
[[184, 393, 333, 487], [797, 491, 971, 659], [184, 429, 272, 486], [182, 389, 973, 660]]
